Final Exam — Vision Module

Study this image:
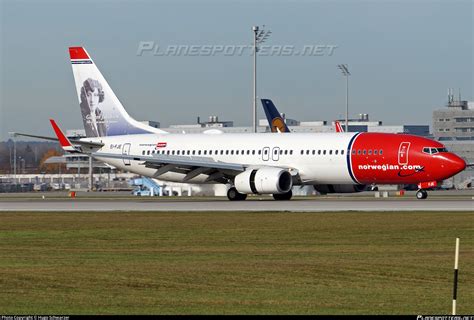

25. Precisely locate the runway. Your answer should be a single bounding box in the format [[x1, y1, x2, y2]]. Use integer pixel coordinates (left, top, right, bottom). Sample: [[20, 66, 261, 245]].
[[0, 199, 472, 212]]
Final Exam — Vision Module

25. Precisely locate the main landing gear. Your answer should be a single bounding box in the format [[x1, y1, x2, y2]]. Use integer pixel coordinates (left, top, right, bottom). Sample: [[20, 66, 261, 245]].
[[272, 190, 293, 201], [227, 187, 247, 201], [226, 187, 293, 201], [416, 189, 428, 200]]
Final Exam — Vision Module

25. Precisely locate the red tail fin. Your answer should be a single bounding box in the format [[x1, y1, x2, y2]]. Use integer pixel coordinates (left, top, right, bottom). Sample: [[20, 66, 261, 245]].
[[335, 121, 344, 133]]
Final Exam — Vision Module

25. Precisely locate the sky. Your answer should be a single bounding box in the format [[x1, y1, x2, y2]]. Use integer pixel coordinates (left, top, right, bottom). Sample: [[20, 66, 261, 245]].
[[0, 0, 472, 140]]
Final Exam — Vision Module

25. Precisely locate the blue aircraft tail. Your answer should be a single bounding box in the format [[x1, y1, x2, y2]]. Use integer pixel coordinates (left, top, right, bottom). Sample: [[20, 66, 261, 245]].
[[260, 99, 290, 133]]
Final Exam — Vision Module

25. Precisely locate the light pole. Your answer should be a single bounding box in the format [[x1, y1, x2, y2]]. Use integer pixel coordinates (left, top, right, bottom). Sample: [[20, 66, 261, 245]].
[[252, 25, 271, 133], [8, 132, 17, 183], [337, 64, 351, 132]]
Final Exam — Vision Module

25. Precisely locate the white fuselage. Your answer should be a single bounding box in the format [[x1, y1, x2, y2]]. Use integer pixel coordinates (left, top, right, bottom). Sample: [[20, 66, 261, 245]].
[[93, 132, 358, 185]]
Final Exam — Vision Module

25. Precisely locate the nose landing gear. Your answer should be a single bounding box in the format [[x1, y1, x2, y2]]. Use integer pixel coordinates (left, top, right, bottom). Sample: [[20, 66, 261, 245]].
[[416, 189, 428, 199], [416, 181, 437, 200]]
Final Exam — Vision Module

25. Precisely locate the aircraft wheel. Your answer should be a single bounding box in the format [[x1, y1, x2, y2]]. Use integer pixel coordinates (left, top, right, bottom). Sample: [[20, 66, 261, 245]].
[[416, 189, 428, 200], [227, 187, 247, 201], [273, 190, 293, 201]]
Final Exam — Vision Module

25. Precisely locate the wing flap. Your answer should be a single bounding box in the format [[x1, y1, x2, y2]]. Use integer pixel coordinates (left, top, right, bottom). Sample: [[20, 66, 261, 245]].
[[93, 152, 245, 172]]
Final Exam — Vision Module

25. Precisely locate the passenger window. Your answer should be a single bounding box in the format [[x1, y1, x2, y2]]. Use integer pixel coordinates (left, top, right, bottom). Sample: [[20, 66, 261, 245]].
[[236, 150, 239, 155], [231, 150, 234, 155], [329, 150, 333, 155], [247, 150, 250, 155], [290, 150, 293, 155], [335, 150, 338, 155], [226, 150, 229, 155], [306, 150, 310, 155], [301, 150, 304, 155], [142, 150, 145, 155], [312, 150, 315, 155], [221, 150, 224, 155], [352, 150, 356, 155], [264, 149, 268, 155], [280, 149, 283, 155], [198, 150, 201, 155], [379, 150, 383, 155], [374, 150, 378, 155], [323, 150, 326, 155], [252, 150, 256, 155], [192, 150, 195, 155], [147, 150, 150, 155], [318, 150, 321, 155], [368, 150, 372, 155], [341, 150, 344, 155], [258, 150, 262, 155]]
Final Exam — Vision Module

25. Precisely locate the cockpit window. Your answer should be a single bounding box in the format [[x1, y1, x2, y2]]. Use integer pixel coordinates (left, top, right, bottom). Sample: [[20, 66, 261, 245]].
[[423, 147, 448, 154]]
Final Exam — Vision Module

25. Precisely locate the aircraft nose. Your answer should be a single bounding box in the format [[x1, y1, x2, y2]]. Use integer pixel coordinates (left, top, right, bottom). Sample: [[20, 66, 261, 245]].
[[443, 153, 466, 176]]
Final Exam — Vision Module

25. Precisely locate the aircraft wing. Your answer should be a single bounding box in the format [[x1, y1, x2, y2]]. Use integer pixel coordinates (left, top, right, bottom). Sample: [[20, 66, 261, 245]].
[[92, 152, 248, 183]]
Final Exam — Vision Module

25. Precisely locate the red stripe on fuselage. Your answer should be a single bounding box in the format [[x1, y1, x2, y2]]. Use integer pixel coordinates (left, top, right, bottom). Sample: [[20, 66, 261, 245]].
[[349, 133, 459, 184]]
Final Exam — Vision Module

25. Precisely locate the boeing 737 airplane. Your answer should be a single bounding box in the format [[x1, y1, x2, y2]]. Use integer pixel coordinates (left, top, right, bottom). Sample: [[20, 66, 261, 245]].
[[16, 47, 468, 201]]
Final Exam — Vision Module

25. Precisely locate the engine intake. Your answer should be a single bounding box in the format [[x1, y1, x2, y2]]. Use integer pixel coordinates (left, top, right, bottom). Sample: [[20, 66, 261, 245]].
[[235, 168, 293, 194]]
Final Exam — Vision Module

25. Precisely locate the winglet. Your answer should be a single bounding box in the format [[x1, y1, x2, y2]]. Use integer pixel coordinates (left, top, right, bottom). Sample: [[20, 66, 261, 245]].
[[50, 119, 76, 152], [335, 121, 344, 133]]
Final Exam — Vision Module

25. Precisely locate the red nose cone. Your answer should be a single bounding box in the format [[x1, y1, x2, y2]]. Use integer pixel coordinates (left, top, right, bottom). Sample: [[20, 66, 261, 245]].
[[444, 153, 466, 177]]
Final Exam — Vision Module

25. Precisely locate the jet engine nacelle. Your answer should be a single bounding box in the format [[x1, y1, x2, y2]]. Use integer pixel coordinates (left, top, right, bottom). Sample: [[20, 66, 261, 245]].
[[314, 184, 369, 194], [235, 167, 293, 194]]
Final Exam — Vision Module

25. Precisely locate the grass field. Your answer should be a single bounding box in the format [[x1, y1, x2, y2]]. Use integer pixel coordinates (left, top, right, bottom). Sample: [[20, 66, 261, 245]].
[[0, 211, 472, 314]]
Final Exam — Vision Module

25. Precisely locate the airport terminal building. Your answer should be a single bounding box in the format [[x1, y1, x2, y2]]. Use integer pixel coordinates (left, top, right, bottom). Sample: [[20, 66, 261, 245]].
[[432, 97, 474, 188]]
